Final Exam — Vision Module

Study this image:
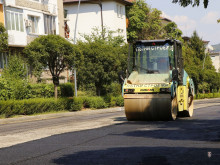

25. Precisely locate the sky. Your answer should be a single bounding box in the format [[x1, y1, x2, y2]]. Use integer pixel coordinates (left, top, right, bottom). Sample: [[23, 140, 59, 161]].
[[146, 0, 220, 45]]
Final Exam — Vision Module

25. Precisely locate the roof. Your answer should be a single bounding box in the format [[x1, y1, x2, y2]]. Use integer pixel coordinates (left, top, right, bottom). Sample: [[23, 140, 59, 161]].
[[160, 17, 172, 22], [63, 0, 133, 5]]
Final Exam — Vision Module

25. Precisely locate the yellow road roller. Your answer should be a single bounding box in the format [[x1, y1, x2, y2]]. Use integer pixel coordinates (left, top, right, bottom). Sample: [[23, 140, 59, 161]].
[[122, 39, 195, 121]]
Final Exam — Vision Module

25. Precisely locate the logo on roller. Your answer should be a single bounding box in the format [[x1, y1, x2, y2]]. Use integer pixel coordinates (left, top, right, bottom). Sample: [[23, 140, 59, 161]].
[[140, 89, 154, 92]]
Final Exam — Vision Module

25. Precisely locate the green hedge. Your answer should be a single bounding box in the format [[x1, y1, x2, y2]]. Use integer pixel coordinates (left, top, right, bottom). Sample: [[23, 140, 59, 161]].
[[196, 93, 220, 99], [0, 98, 73, 117], [0, 95, 124, 117], [0, 81, 74, 100], [70, 95, 124, 111]]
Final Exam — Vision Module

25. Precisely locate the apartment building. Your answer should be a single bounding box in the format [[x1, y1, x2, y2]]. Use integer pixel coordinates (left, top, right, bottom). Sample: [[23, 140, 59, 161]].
[[0, 0, 68, 82], [63, 0, 132, 43], [4, 0, 64, 48]]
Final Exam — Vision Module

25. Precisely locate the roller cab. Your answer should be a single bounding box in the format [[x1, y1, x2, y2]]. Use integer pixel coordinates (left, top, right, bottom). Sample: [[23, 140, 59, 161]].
[[123, 40, 194, 121]]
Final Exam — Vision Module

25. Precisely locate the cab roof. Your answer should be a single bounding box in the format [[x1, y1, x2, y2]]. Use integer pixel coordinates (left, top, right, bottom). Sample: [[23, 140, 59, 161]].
[[135, 39, 182, 45]]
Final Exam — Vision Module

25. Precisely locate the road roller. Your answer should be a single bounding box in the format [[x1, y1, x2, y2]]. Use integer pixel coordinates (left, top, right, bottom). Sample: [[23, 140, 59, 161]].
[[122, 39, 195, 121]]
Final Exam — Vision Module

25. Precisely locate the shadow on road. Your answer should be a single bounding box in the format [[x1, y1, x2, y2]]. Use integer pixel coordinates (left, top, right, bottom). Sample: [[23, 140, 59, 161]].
[[52, 146, 220, 165], [117, 118, 220, 142], [1, 104, 220, 165]]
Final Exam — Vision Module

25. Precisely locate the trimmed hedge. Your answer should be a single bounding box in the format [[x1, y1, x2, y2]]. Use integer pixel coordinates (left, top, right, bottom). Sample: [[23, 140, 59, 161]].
[[0, 95, 124, 117], [29, 82, 74, 98], [196, 93, 220, 99], [0, 81, 74, 100], [0, 98, 73, 117], [71, 95, 124, 111]]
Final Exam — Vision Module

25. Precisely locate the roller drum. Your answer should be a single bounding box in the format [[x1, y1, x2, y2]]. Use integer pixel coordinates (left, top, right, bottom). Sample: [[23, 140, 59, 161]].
[[124, 94, 177, 121]]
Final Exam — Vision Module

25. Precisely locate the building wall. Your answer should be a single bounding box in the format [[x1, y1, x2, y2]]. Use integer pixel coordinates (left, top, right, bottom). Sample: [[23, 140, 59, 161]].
[[64, 1, 127, 42], [210, 53, 220, 72], [0, 4, 4, 24], [15, 0, 48, 12], [57, 0, 64, 37]]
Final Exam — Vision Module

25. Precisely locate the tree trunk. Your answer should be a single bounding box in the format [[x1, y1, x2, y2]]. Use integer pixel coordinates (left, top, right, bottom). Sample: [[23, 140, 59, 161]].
[[53, 76, 59, 99], [54, 84, 58, 99]]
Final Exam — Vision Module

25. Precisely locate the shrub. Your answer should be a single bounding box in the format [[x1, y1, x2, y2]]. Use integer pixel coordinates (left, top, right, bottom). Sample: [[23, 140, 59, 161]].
[[115, 95, 124, 106], [83, 97, 107, 109], [105, 82, 122, 96], [196, 93, 220, 99], [0, 78, 31, 100], [0, 82, 75, 101], [71, 97, 83, 111], [0, 94, 124, 117], [0, 78, 13, 100], [30, 83, 54, 98], [60, 83, 74, 97], [0, 98, 73, 117], [104, 94, 124, 107], [213, 93, 220, 98], [13, 80, 32, 100]]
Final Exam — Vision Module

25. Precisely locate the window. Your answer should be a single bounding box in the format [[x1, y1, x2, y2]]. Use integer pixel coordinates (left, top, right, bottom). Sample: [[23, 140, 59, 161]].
[[6, 10, 24, 32], [0, 53, 8, 69], [120, 6, 122, 18], [28, 15, 39, 34], [64, 10, 68, 19], [134, 43, 173, 75], [116, 4, 123, 18], [44, 15, 56, 34], [211, 56, 215, 62]]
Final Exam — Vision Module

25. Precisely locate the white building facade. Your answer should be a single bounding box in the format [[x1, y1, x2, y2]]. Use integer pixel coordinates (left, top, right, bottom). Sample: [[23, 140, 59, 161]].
[[210, 52, 220, 72], [4, 0, 63, 48], [63, 0, 132, 43]]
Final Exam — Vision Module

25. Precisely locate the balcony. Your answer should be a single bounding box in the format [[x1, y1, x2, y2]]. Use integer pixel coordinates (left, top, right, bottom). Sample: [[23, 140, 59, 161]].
[[8, 31, 27, 47]]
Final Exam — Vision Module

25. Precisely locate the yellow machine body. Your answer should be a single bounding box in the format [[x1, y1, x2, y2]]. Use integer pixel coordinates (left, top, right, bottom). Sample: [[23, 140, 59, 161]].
[[177, 86, 188, 112]]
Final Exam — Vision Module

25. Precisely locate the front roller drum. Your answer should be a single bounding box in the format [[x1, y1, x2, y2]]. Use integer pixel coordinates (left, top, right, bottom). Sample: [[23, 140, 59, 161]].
[[124, 94, 177, 121]]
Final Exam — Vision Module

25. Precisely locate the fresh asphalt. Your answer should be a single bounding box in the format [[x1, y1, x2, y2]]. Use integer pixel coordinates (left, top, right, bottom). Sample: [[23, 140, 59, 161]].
[[0, 98, 220, 165]]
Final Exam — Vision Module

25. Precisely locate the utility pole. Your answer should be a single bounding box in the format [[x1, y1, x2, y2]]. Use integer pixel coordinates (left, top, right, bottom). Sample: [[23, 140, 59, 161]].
[[203, 53, 207, 70], [74, 67, 77, 97], [73, 0, 81, 96], [74, 0, 81, 44], [99, 0, 104, 39]]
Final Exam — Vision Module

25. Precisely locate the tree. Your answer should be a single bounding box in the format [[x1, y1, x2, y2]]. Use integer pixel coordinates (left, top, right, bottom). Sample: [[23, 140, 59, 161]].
[[172, 0, 209, 8], [24, 35, 80, 99], [0, 55, 30, 100], [126, 0, 164, 42], [126, 0, 149, 42], [76, 28, 128, 95], [182, 31, 219, 93], [163, 22, 183, 40], [0, 23, 8, 52], [3, 55, 28, 80]]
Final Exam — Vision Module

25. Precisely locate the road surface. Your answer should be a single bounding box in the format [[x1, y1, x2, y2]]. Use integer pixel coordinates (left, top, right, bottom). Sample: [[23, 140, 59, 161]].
[[0, 98, 220, 165]]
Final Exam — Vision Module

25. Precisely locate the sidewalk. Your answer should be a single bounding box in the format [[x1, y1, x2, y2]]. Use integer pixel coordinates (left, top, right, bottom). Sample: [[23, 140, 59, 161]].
[[0, 107, 124, 125]]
